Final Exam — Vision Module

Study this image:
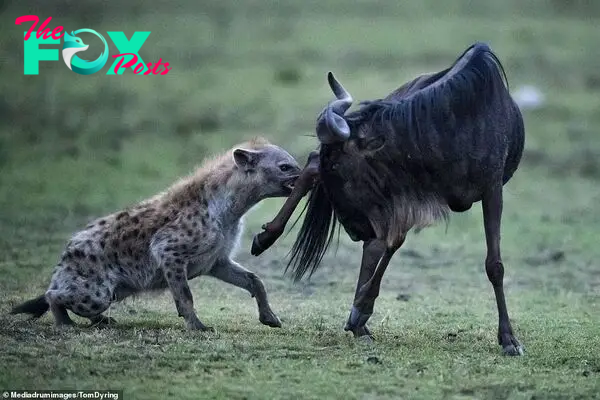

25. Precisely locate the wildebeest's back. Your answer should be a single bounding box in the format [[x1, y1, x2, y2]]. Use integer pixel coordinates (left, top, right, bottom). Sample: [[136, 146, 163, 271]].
[[388, 56, 522, 203], [501, 102, 525, 185]]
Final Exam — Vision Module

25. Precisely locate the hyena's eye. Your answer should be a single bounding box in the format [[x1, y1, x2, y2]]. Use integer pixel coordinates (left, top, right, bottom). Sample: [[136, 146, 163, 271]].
[[279, 164, 292, 172]]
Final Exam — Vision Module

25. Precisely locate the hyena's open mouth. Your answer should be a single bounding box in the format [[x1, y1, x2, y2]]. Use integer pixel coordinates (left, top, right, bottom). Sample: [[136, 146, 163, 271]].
[[282, 176, 299, 193]]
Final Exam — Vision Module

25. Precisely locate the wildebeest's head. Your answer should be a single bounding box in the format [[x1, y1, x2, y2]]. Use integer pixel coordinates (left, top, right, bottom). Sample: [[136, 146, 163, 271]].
[[315, 73, 388, 161]]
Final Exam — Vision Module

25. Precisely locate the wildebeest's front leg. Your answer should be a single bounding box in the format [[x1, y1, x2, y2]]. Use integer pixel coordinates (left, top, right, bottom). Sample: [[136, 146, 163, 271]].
[[345, 237, 404, 338], [344, 239, 386, 337], [482, 184, 524, 356], [251, 150, 320, 256]]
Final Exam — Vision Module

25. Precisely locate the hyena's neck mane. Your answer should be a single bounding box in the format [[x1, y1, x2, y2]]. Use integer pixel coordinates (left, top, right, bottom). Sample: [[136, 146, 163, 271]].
[[158, 139, 270, 224]]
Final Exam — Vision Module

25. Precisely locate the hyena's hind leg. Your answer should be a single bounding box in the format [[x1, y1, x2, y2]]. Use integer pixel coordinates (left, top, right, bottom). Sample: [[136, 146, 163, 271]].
[[45, 290, 75, 326], [46, 264, 114, 327], [209, 258, 281, 328]]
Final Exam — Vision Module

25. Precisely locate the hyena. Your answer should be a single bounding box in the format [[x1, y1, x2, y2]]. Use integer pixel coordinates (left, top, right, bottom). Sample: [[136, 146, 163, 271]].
[[11, 137, 301, 330]]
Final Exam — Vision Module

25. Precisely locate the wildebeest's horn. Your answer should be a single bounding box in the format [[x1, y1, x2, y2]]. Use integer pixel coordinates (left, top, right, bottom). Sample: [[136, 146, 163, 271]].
[[327, 72, 353, 115], [316, 72, 353, 143]]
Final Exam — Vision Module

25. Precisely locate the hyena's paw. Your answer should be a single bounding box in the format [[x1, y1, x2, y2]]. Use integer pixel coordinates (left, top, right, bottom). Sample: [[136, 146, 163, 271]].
[[259, 309, 282, 328], [186, 318, 215, 332], [89, 315, 117, 328], [53, 321, 76, 330]]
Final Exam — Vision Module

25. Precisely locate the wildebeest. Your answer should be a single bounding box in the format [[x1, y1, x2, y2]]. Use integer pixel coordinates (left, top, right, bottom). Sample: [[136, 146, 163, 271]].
[[251, 42, 525, 355]]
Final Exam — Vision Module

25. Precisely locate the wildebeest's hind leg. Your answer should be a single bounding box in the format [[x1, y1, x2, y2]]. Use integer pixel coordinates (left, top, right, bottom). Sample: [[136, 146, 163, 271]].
[[345, 237, 404, 338], [482, 184, 524, 356], [251, 150, 320, 256]]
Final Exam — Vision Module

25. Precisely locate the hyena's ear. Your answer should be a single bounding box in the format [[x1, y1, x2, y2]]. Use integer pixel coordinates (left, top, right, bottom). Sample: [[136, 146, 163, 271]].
[[233, 148, 261, 171]]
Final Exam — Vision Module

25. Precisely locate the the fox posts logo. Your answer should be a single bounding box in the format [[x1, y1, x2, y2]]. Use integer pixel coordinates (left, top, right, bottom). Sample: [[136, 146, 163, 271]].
[[16, 15, 172, 76]]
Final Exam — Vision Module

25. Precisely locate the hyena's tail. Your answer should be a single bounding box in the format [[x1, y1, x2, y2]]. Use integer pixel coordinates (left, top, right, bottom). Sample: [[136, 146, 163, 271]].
[[10, 295, 49, 318]]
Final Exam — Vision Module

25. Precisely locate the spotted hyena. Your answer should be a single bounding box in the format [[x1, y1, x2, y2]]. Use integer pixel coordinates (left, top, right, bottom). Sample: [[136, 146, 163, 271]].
[[11, 138, 301, 330]]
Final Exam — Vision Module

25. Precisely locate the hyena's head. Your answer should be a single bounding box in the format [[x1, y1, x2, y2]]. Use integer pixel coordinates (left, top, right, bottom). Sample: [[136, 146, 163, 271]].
[[232, 141, 301, 199]]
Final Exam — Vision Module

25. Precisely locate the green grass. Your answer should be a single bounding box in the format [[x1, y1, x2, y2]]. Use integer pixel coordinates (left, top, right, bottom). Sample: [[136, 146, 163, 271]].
[[1, 0, 600, 398]]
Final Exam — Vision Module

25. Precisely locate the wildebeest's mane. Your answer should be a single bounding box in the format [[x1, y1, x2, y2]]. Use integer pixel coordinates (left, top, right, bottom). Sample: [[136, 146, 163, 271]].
[[344, 42, 509, 138]]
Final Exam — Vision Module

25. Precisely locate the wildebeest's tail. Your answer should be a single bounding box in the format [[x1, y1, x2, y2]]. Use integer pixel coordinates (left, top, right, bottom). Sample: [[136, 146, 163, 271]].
[[286, 182, 337, 281], [10, 295, 49, 318]]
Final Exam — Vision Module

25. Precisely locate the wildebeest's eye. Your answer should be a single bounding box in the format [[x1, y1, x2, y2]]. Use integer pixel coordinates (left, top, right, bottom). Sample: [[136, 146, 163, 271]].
[[360, 136, 385, 151], [279, 164, 292, 172]]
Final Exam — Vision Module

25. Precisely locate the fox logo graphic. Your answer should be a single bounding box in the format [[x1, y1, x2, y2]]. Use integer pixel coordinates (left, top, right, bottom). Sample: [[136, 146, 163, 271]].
[[16, 15, 172, 76], [62, 29, 109, 75]]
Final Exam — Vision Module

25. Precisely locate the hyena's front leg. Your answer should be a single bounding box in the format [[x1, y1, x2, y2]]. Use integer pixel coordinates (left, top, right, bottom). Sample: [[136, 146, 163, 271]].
[[210, 259, 281, 328], [151, 243, 213, 331]]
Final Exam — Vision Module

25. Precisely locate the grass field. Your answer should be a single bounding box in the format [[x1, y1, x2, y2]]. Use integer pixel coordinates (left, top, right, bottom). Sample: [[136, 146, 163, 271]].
[[1, 0, 599, 399]]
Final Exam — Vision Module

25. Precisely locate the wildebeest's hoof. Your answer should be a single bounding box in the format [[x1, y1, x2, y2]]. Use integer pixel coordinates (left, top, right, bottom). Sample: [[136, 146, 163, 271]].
[[251, 234, 266, 256], [352, 325, 374, 341], [346, 305, 372, 329], [502, 342, 525, 356], [344, 307, 373, 339], [251, 227, 283, 256], [344, 324, 373, 340], [198, 326, 215, 333], [259, 310, 282, 328], [501, 334, 524, 356], [357, 334, 374, 345]]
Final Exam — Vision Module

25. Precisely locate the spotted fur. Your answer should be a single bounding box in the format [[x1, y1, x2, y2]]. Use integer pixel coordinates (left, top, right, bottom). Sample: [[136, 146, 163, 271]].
[[12, 138, 301, 330]]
